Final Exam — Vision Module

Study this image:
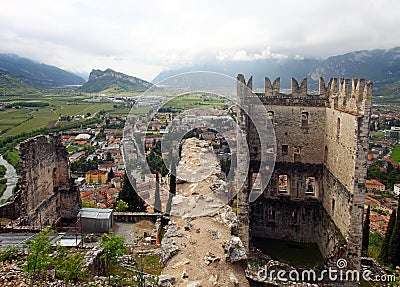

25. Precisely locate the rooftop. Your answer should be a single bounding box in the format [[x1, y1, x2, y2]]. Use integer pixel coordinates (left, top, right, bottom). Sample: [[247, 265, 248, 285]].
[[77, 208, 113, 219]]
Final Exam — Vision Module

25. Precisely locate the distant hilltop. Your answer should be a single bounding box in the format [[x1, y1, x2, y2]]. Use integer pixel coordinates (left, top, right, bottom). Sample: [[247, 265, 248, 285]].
[[0, 54, 85, 89], [78, 68, 153, 93]]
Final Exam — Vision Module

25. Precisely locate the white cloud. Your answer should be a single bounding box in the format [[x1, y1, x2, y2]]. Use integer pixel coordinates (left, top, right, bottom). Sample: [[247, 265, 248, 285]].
[[0, 0, 400, 80], [216, 48, 288, 62]]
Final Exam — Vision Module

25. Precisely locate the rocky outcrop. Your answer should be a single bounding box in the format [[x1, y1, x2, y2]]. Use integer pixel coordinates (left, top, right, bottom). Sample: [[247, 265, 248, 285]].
[[223, 237, 247, 263], [79, 69, 153, 93]]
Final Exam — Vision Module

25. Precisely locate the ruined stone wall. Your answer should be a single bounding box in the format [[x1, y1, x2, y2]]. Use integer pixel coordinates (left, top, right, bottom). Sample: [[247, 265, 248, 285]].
[[0, 193, 21, 220], [18, 134, 81, 226], [250, 196, 345, 257], [263, 163, 323, 199], [267, 105, 326, 164], [236, 75, 371, 269], [250, 164, 346, 258]]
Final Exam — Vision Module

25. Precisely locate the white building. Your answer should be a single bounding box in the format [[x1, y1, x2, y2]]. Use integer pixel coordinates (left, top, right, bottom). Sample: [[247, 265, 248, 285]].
[[394, 184, 400, 196]]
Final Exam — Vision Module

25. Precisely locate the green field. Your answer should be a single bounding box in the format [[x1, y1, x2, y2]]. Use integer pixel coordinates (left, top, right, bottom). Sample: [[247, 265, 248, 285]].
[[390, 144, 400, 164], [160, 93, 227, 112], [0, 93, 116, 136]]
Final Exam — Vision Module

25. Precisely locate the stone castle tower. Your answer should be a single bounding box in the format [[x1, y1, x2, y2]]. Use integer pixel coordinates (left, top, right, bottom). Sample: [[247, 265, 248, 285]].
[[236, 75, 372, 269]]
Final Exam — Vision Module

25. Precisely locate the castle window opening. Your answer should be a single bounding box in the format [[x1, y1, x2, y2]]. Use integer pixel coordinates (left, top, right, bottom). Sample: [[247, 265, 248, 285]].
[[332, 198, 336, 213], [337, 117, 341, 140], [292, 211, 298, 224], [268, 111, 275, 124], [301, 111, 309, 128], [282, 144, 288, 155], [268, 209, 276, 221], [324, 146, 328, 162], [278, 174, 289, 194], [305, 176, 316, 196], [293, 146, 301, 162]]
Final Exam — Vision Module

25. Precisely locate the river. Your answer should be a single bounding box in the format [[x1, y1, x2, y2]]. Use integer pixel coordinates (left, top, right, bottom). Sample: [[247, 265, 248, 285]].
[[0, 154, 19, 203]]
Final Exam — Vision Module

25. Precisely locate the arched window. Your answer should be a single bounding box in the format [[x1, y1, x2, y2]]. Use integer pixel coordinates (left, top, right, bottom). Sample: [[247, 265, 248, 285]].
[[301, 111, 309, 128]]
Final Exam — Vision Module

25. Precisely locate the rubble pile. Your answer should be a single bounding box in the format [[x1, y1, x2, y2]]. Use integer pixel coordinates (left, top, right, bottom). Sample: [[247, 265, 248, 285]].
[[160, 138, 250, 286]]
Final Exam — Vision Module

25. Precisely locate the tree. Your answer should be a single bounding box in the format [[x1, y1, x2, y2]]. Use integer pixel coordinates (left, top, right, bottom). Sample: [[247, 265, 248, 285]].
[[165, 158, 176, 215], [389, 196, 400, 268], [362, 206, 371, 255], [118, 172, 146, 212], [106, 152, 112, 162], [154, 173, 162, 212], [379, 209, 396, 263], [55, 246, 84, 282], [24, 229, 54, 277], [101, 234, 126, 283], [108, 168, 114, 182], [114, 199, 129, 212]]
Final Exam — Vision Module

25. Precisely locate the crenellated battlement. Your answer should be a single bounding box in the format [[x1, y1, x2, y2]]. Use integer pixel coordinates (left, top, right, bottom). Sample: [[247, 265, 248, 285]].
[[237, 74, 372, 115], [236, 72, 372, 270]]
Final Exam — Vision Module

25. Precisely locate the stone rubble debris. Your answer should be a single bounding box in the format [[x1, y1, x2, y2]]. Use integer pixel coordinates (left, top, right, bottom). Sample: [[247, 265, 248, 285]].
[[223, 237, 247, 263], [229, 273, 239, 286], [208, 274, 218, 285], [172, 258, 190, 269], [181, 269, 189, 279], [158, 274, 175, 287], [203, 252, 221, 266], [186, 281, 201, 287], [160, 237, 179, 267], [206, 228, 223, 239]]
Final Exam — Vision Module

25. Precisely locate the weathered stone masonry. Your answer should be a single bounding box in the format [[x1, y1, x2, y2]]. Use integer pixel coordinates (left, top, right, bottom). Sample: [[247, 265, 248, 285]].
[[0, 134, 82, 226], [237, 75, 372, 269]]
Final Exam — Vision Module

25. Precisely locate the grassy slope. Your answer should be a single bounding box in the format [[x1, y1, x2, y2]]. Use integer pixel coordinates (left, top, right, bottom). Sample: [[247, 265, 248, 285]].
[[390, 144, 400, 164], [0, 71, 40, 96]]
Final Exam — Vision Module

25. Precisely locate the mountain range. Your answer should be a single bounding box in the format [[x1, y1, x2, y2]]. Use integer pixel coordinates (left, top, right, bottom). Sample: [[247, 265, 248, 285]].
[[153, 47, 400, 97], [1, 48, 400, 99]]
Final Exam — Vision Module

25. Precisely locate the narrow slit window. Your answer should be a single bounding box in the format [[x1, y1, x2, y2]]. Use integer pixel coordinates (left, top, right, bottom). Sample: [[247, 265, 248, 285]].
[[268, 209, 276, 221], [268, 111, 275, 124], [282, 144, 288, 155], [301, 111, 309, 128], [332, 199, 335, 213], [278, 174, 289, 194], [324, 146, 328, 162], [337, 117, 341, 140], [292, 211, 298, 223], [293, 146, 301, 162]]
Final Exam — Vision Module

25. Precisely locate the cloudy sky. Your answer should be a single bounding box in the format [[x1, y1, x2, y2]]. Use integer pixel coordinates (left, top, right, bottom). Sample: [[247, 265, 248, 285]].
[[1, 0, 400, 81]]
